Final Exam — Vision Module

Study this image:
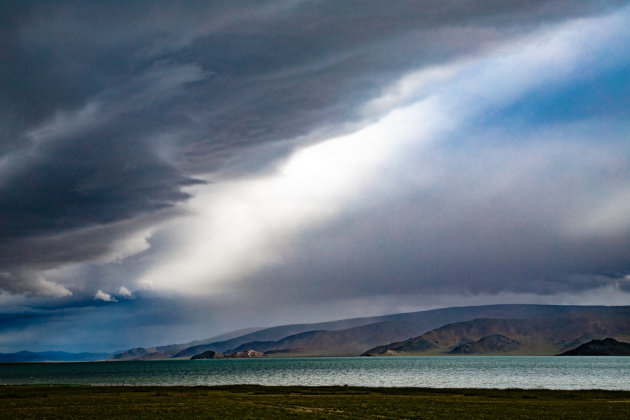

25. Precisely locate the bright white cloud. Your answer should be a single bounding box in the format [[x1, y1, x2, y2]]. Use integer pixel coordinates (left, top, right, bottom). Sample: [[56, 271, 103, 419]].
[[94, 290, 117, 302]]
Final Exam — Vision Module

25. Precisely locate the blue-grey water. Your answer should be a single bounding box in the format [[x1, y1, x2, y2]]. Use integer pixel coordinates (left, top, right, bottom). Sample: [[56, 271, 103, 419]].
[[1, 357, 629, 389]]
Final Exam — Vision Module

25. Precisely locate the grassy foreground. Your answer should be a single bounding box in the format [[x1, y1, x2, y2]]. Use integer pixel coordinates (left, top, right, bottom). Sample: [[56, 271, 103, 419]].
[[1, 385, 630, 419]]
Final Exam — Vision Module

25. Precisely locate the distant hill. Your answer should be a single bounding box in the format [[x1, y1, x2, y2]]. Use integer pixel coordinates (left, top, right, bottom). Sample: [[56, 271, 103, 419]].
[[448, 334, 521, 355], [226, 320, 435, 356], [169, 317, 410, 358], [362, 307, 630, 356], [0, 351, 111, 362], [109, 347, 151, 361], [133, 352, 172, 361], [110, 326, 263, 361], [558, 338, 630, 356]]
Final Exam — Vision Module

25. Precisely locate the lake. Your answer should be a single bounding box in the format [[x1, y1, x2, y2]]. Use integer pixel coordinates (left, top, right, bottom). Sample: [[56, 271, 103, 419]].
[[1, 356, 629, 389]]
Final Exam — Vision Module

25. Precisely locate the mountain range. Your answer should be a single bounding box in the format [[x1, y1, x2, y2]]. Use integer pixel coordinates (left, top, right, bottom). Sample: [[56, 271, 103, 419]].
[[362, 307, 630, 356], [3, 304, 629, 361], [110, 304, 630, 359]]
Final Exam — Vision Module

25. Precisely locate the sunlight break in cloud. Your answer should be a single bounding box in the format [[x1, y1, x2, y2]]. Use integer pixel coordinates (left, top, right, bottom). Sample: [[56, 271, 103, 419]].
[[139, 94, 447, 294], [138, 7, 630, 296]]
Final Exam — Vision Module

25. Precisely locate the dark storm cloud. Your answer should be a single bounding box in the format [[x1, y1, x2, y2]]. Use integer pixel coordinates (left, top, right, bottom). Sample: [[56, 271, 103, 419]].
[[1, 0, 626, 297]]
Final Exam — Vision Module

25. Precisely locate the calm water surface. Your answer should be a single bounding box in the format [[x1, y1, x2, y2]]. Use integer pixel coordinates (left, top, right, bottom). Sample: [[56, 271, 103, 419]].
[[1, 357, 629, 389]]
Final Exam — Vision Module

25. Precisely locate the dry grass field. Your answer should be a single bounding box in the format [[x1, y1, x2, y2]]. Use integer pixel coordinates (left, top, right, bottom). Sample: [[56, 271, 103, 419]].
[[1, 385, 630, 419]]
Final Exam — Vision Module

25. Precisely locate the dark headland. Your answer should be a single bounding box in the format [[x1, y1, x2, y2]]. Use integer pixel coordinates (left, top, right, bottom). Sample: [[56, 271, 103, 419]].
[[558, 338, 630, 356]]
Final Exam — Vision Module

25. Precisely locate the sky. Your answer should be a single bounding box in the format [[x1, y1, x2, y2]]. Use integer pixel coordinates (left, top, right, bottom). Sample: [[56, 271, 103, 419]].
[[1, 0, 630, 352]]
